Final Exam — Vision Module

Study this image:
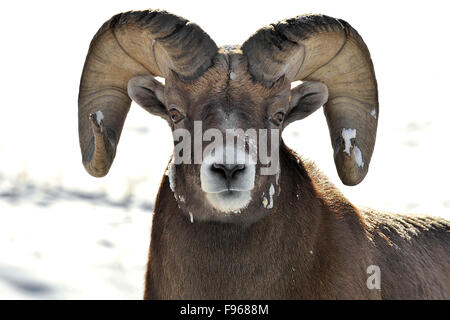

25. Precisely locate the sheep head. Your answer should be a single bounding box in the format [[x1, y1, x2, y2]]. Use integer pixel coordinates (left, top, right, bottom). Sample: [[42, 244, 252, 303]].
[[78, 11, 378, 224]]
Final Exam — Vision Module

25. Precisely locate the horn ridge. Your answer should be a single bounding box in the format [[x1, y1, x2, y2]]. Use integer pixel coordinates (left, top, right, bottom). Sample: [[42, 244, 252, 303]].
[[242, 14, 378, 185], [78, 9, 218, 177]]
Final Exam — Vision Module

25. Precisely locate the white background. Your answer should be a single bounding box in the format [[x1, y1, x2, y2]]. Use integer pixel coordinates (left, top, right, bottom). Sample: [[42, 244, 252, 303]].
[[0, 0, 448, 299]]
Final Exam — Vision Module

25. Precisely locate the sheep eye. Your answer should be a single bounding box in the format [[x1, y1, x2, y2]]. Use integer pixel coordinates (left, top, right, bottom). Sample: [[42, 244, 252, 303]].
[[169, 107, 184, 124], [270, 111, 285, 126]]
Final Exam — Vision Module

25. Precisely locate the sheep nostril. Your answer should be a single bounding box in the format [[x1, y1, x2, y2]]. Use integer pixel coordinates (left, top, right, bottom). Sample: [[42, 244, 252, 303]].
[[211, 163, 246, 181], [230, 164, 245, 177]]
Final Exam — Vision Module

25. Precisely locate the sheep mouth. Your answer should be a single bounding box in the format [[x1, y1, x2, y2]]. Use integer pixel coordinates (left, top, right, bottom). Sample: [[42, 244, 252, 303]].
[[205, 190, 252, 213], [211, 190, 246, 197], [204, 187, 252, 194]]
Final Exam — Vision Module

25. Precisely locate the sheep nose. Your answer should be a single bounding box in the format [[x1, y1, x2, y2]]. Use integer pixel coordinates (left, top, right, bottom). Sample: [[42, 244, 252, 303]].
[[211, 163, 246, 184]]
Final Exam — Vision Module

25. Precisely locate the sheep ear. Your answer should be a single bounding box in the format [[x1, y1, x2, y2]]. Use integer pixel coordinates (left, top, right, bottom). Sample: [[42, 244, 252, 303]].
[[284, 81, 328, 127], [128, 76, 169, 123]]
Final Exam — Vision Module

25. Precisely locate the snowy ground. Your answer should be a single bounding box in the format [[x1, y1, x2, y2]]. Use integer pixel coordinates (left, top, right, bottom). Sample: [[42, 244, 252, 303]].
[[0, 1, 449, 299]]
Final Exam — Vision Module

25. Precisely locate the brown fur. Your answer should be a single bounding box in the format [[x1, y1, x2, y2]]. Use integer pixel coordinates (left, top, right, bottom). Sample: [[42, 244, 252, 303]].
[[138, 52, 450, 300], [80, 11, 448, 299], [144, 143, 450, 299]]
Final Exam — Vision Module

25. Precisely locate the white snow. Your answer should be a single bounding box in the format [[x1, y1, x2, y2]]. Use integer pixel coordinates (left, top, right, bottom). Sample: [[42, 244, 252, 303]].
[[353, 146, 364, 168], [230, 72, 237, 80], [0, 199, 152, 299], [262, 197, 268, 208], [165, 159, 176, 195], [370, 109, 377, 119], [189, 212, 194, 223], [275, 170, 281, 195], [342, 129, 365, 168], [266, 184, 275, 209], [262, 188, 275, 209], [95, 110, 104, 125], [262, 192, 269, 208], [342, 128, 357, 155]]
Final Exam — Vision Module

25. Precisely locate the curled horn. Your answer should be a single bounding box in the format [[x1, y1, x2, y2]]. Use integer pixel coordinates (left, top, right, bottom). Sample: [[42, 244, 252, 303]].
[[242, 15, 378, 185], [78, 10, 218, 177]]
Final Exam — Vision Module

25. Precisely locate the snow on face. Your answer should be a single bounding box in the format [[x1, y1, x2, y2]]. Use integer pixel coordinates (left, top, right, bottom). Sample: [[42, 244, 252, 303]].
[[262, 184, 276, 209], [342, 128, 357, 155], [275, 170, 281, 195], [275, 169, 280, 185], [267, 184, 275, 209], [262, 196, 269, 207], [165, 159, 176, 195]]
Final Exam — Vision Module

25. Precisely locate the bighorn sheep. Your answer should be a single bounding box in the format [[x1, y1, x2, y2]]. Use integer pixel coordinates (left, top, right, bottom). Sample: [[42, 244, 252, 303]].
[[78, 10, 450, 299]]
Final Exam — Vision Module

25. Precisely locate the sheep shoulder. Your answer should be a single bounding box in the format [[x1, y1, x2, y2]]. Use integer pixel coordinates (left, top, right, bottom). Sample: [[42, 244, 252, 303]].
[[301, 156, 450, 298]]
